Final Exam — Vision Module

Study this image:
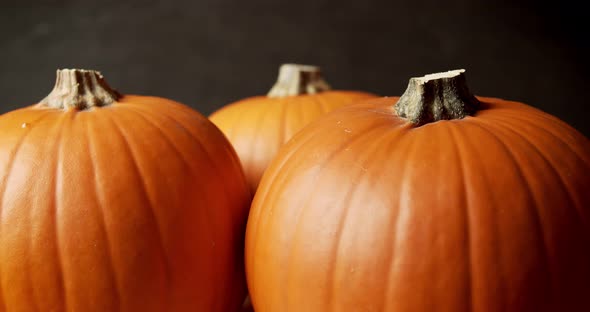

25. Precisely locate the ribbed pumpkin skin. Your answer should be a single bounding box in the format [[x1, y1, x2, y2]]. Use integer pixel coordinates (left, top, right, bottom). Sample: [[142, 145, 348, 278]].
[[245, 97, 590, 311], [0, 96, 250, 311], [209, 91, 376, 193]]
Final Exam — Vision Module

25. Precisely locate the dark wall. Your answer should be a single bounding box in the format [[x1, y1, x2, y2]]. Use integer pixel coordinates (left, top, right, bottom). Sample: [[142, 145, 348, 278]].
[[1, 0, 588, 135]]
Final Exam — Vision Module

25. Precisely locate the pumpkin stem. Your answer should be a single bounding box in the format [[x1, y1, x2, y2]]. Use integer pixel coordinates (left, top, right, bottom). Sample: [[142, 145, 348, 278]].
[[39, 69, 120, 110], [267, 64, 331, 98], [394, 69, 480, 125]]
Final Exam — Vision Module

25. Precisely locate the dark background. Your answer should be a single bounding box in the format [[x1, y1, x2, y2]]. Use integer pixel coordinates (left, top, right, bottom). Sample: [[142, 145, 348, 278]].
[[1, 0, 588, 135]]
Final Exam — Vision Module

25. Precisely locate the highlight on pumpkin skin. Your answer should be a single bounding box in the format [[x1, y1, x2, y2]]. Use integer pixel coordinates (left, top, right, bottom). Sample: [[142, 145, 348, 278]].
[[395, 69, 480, 125], [209, 63, 378, 193]]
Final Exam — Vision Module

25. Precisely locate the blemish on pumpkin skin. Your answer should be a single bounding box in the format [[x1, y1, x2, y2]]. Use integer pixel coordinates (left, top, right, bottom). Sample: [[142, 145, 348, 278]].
[[21, 122, 30, 128]]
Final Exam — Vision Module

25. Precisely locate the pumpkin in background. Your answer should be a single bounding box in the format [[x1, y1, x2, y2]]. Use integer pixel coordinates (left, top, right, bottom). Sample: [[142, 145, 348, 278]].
[[209, 64, 377, 193], [0, 69, 251, 311], [245, 69, 590, 311]]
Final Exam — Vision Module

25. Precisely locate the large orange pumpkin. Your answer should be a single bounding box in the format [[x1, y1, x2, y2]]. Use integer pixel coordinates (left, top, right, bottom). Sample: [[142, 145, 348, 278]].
[[0, 69, 251, 311], [209, 64, 377, 193], [245, 70, 590, 311]]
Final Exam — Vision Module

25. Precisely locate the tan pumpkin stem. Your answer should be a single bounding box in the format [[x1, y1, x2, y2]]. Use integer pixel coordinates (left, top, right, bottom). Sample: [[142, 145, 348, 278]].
[[267, 64, 331, 98], [395, 69, 480, 125], [39, 69, 120, 110]]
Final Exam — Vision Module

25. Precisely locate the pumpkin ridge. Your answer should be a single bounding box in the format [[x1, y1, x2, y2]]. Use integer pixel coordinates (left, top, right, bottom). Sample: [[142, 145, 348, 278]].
[[478, 104, 587, 140], [212, 97, 265, 143], [102, 113, 172, 296], [248, 99, 315, 268], [245, 99, 277, 192], [151, 98, 250, 192], [223, 104, 241, 143], [313, 92, 330, 114], [0, 111, 53, 311], [85, 114, 123, 310], [332, 92, 369, 111], [279, 120, 394, 309], [479, 116, 590, 296], [458, 121, 509, 310], [293, 93, 308, 141], [50, 113, 76, 312], [140, 104, 251, 308], [466, 122, 509, 310], [325, 164, 363, 312], [331, 122, 410, 311], [246, 119, 329, 285], [118, 103, 241, 307], [11, 113, 66, 312], [26, 116, 69, 312], [249, 111, 396, 271], [466, 121, 554, 306], [325, 124, 402, 312], [127, 103, 214, 173], [477, 115, 589, 232], [484, 112, 590, 170], [290, 94, 314, 142], [117, 105, 193, 175], [448, 123, 474, 312], [384, 131, 422, 310], [373, 128, 415, 311], [137, 101, 245, 197], [0, 111, 54, 209], [277, 97, 292, 149]]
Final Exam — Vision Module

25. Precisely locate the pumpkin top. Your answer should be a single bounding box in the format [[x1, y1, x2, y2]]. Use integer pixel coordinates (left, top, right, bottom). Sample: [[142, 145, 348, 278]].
[[39, 69, 121, 110], [267, 64, 331, 98], [395, 69, 480, 125]]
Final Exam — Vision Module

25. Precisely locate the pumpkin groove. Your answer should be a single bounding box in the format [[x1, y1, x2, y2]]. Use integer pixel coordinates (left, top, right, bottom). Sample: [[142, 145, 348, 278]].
[[54, 113, 72, 311], [446, 124, 474, 312]]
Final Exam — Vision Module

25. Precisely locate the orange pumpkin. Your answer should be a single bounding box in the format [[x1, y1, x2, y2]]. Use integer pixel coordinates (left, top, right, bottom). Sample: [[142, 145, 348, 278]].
[[209, 64, 377, 193], [0, 69, 251, 311], [245, 70, 590, 311]]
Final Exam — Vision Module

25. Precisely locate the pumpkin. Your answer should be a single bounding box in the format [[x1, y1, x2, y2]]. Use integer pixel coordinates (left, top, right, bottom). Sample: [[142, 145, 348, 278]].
[[245, 69, 590, 311], [0, 69, 251, 311], [209, 64, 376, 193]]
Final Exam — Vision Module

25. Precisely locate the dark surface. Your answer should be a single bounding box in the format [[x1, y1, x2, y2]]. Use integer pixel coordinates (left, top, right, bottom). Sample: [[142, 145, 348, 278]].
[[1, 0, 588, 135]]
